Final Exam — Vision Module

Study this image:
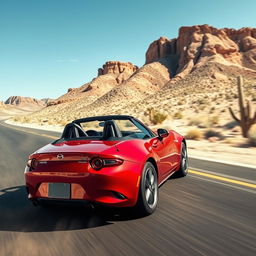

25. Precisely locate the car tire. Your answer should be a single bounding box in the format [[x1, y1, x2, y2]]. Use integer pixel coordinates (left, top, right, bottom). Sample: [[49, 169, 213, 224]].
[[176, 142, 188, 177], [134, 162, 158, 216]]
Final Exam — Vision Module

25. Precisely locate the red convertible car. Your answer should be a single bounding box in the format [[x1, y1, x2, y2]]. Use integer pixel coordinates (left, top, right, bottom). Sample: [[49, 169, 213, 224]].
[[25, 115, 188, 215]]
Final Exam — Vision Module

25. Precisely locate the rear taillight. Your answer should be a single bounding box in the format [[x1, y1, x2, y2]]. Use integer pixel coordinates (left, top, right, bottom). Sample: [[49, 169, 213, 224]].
[[90, 157, 104, 170], [27, 158, 38, 170], [90, 157, 123, 171]]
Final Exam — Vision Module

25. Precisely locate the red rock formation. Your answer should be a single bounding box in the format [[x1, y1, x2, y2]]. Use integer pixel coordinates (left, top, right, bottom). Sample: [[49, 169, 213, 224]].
[[98, 61, 138, 76], [145, 25, 256, 80], [146, 37, 177, 64]]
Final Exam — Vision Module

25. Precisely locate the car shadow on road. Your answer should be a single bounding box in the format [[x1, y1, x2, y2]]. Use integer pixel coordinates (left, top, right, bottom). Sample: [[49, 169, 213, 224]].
[[0, 186, 140, 233]]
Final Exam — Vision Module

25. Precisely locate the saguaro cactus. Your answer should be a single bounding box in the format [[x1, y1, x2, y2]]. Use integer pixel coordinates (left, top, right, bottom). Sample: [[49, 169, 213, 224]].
[[229, 76, 256, 138]]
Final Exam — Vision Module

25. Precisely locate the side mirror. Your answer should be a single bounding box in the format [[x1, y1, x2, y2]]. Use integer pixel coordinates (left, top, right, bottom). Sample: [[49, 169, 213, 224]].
[[157, 128, 169, 140]]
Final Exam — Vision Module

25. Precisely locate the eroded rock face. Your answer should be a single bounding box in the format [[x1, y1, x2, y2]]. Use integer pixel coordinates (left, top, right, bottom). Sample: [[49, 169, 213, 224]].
[[98, 61, 138, 76], [145, 25, 256, 80], [146, 37, 177, 64]]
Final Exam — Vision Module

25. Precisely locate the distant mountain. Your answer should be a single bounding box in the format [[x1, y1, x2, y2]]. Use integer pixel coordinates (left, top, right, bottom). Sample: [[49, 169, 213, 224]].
[[41, 98, 52, 104], [46, 61, 139, 107], [5, 96, 46, 110]]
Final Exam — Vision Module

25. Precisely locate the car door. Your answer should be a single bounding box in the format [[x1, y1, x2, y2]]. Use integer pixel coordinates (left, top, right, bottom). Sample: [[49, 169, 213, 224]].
[[150, 131, 178, 181], [170, 130, 181, 167]]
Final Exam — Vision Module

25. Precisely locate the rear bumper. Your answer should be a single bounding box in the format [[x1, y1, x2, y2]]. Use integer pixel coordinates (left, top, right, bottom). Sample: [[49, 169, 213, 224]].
[[25, 160, 142, 207]]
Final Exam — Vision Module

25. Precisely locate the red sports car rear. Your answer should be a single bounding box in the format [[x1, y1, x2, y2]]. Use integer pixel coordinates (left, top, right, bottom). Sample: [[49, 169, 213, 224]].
[[25, 115, 187, 216]]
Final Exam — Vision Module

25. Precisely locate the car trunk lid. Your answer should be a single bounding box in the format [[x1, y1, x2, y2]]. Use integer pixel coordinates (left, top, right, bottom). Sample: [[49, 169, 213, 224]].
[[31, 140, 120, 173]]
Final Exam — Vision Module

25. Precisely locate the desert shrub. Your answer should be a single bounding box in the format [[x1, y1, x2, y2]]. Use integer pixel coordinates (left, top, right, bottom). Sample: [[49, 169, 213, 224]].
[[248, 125, 256, 146], [189, 115, 219, 128], [173, 111, 183, 119], [209, 106, 215, 114], [194, 108, 200, 113], [20, 116, 32, 123], [251, 92, 256, 101], [208, 115, 219, 125], [147, 108, 167, 125], [185, 129, 203, 140], [188, 116, 204, 126], [12, 116, 22, 122], [198, 105, 206, 111], [225, 94, 233, 100], [151, 112, 167, 125], [197, 98, 208, 105], [188, 115, 209, 128], [204, 129, 223, 139]]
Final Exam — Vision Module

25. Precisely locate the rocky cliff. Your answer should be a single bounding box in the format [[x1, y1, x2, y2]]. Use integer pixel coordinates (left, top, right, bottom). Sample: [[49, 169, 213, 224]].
[[146, 25, 256, 81], [98, 61, 138, 84], [98, 61, 138, 76]]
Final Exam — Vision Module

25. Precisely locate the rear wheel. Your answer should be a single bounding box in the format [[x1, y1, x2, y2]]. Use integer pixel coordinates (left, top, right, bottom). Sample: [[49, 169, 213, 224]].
[[176, 142, 188, 177], [134, 162, 158, 216]]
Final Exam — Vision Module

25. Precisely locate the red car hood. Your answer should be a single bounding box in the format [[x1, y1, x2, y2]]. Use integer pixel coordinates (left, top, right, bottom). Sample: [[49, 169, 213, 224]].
[[34, 139, 121, 155]]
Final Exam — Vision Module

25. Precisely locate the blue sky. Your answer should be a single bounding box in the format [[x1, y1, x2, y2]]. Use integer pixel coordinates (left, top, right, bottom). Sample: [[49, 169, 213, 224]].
[[0, 0, 256, 101]]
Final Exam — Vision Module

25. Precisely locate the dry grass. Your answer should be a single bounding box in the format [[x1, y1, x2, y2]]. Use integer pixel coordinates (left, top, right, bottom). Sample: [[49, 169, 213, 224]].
[[188, 114, 219, 128], [12, 116, 33, 123], [12, 116, 21, 122], [209, 115, 219, 125], [173, 111, 183, 119], [147, 108, 168, 125], [185, 129, 203, 140], [188, 116, 206, 126]]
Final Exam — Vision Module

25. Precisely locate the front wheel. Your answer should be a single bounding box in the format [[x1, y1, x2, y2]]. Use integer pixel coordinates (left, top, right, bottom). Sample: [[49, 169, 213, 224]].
[[176, 142, 188, 177], [134, 162, 158, 216]]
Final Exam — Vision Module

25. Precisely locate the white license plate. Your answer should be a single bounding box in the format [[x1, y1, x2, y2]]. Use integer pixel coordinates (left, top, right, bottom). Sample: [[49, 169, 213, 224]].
[[48, 183, 70, 199]]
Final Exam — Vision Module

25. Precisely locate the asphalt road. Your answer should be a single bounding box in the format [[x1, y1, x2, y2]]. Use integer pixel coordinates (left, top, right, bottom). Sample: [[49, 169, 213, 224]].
[[0, 122, 255, 256]]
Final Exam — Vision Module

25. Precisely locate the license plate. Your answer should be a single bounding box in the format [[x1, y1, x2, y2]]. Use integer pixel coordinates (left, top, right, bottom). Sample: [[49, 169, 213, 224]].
[[48, 183, 70, 199]]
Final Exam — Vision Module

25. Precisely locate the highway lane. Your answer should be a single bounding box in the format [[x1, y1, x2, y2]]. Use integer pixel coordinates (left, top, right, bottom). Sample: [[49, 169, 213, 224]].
[[0, 123, 255, 256]]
